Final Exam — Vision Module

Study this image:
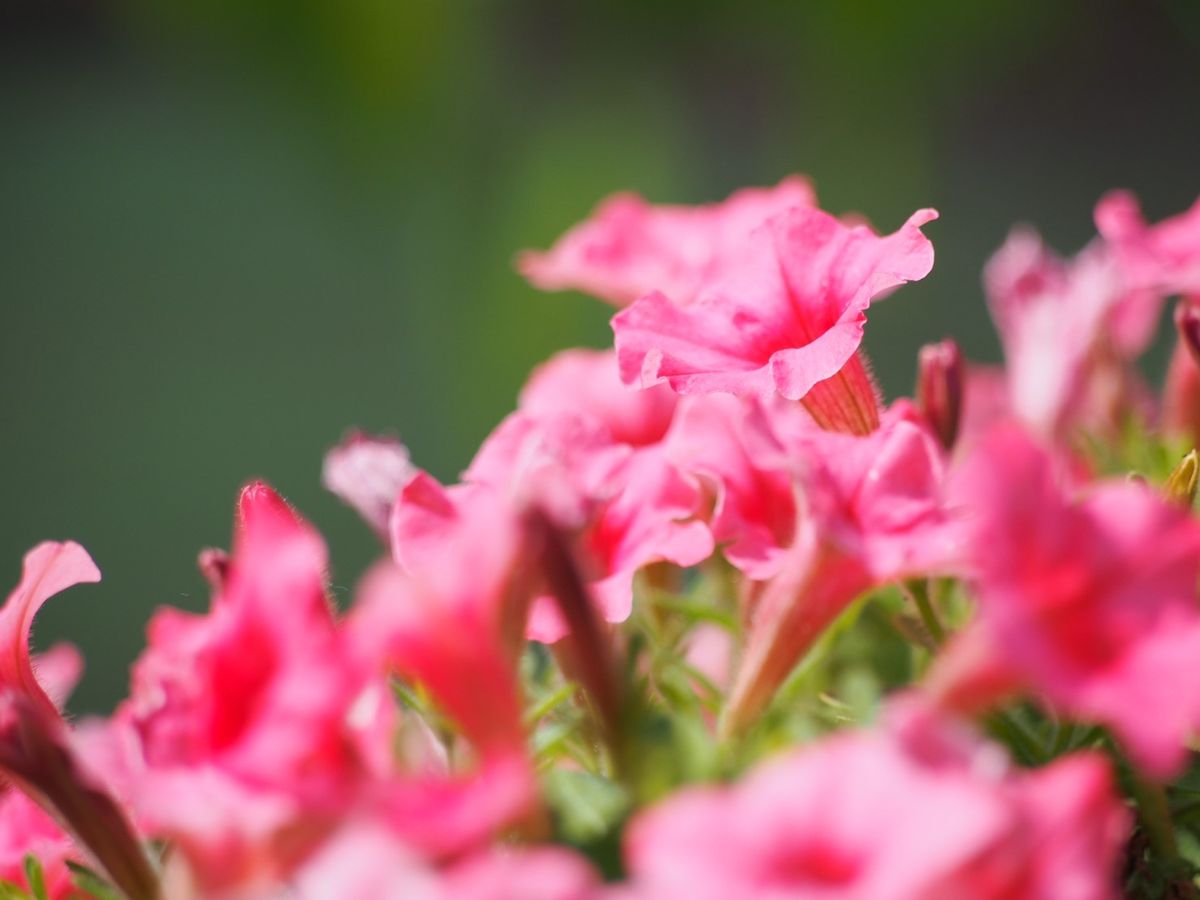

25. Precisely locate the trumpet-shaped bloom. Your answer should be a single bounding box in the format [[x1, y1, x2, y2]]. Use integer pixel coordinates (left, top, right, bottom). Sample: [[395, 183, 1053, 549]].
[[613, 206, 936, 434], [0, 545, 99, 900], [519, 177, 816, 307], [929, 425, 1200, 777], [110, 483, 389, 889], [625, 708, 1127, 900], [0, 542, 99, 723], [721, 402, 962, 735]]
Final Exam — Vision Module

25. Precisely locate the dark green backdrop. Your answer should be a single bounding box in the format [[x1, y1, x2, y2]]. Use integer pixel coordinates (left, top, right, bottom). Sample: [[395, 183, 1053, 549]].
[[3, 0, 1199, 712]]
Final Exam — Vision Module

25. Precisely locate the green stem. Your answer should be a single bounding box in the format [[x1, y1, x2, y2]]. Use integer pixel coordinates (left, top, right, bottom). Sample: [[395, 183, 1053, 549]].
[[1131, 774, 1179, 860], [907, 579, 945, 646]]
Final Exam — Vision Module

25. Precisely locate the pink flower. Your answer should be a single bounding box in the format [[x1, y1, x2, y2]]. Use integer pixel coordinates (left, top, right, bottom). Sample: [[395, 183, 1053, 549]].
[[519, 177, 816, 307], [982, 219, 1165, 439], [290, 824, 600, 900], [0, 542, 98, 724], [440, 846, 601, 900], [1096, 190, 1200, 300], [461, 351, 713, 642], [323, 431, 415, 539], [928, 424, 1200, 777], [0, 543, 157, 900], [110, 483, 389, 889], [662, 394, 798, 581], [613, 205, 937, 434], [624, 707, 1127, 900], [0, 790, 77, 899], [0, 545, 100, 900], [356, 496, 530, 757], [720, 402, 962, 735], [519, 349, 678, 449]]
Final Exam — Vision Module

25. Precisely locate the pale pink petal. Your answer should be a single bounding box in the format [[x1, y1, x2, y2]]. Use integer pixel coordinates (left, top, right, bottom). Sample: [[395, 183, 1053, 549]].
[[520, 176, 816, 307], [322, 432, 415, 539]]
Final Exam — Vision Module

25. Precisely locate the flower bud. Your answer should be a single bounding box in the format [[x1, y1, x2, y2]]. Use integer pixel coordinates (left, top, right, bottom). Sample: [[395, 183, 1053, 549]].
[[916, 339, 964, 450], [1163, 298, 1200, 443], [1164, 450, 1199, 507]]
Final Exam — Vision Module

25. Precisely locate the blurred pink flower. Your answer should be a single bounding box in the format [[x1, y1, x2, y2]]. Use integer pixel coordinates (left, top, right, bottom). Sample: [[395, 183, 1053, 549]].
[[519, 176, 815, 307], [460, 351, 713, 642], [0, 543, 99, 900], [929, 424, 1200, 777], [0, 542, 98, 724], [1096, 190, 1200, 300], [625, 707, 1127, 900], [612, 206, 937, 434], [323, 431, 415, 539], [0, 790, 77, 898], [109, 483, 390, 889]]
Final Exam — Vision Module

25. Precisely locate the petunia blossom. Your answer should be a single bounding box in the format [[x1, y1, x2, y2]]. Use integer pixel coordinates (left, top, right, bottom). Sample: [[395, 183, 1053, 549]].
[[720, 401, 962, 735], [1095, 190, 1200, 301], [927, 424, 1200, 778], [613, 205, 937, 434], [107, 483, 391, 890], [461, 352, 713, 643], [519, 176, 816, 307], [624, 705, 1127, 900]]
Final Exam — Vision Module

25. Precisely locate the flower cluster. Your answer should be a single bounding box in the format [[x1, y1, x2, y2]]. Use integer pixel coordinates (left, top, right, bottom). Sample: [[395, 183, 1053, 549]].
[[7, 179, 1200, 898]]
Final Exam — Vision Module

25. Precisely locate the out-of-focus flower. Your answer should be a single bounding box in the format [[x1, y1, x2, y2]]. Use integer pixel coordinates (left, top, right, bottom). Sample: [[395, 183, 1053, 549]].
[[613, 206, 937, 435], [1096, 190, 1200, 300], [323, 432, 416, 539], [359, 483, 530, 756], [0, 543, 158, 900], [983, 228, 1148, 438], [928, 424, 1200, 777], [0, 790, 76, 898], [108, 483, 389, 891], [461, 350, 713, 643], [519, 177, 816, 307], [720, 402, 961, 735], [286, 824, 600, 900], [626, 705, 1126, 900]]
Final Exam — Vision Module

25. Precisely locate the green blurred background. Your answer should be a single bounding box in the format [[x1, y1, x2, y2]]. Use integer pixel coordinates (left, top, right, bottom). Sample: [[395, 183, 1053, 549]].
[[3, 0, 1200, 713]]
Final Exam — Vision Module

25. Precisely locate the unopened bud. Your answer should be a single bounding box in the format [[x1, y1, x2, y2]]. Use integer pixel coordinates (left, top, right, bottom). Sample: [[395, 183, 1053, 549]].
[[916, 339, 964, 451], [1164, 450, 1199, 507], [1164, 299, 1200, 443], [1176, 297, 1200, 367]]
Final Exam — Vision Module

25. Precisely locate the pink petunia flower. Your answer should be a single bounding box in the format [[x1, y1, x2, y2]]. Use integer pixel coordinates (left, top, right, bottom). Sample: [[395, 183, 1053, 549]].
[[624, 704, 1128, 900], [612, 205, 937, 434], [519, 177, 816, 307], [927, 424, 1200, 777], [107, 483, 392, 890], [1096, 190, 1200, 301], [461, 350, 713, 643], [682, 400, 961, 735]]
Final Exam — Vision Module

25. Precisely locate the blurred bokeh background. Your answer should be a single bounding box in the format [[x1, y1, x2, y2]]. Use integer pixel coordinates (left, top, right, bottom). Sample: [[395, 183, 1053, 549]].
[[4, 0, 1200, 713]]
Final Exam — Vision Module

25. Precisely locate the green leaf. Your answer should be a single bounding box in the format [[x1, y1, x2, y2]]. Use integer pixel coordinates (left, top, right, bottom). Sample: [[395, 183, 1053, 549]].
[[65, 861, 123, 900], [543, 769, 631, 845], [21, 858, 46, 900]]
